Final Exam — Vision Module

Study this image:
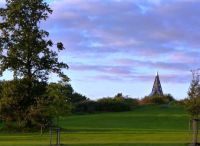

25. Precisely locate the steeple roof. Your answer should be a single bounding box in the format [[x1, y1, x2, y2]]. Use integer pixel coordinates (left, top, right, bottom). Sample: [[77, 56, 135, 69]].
[[150, 72, 163, 96]]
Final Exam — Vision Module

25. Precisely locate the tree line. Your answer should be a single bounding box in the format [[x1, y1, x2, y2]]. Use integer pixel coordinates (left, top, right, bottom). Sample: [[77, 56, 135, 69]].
[[0, 80, 87, 131]]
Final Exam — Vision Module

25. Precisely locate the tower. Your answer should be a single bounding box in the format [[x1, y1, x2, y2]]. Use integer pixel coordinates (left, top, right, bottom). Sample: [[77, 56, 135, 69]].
[[150, 72, 163, 96]]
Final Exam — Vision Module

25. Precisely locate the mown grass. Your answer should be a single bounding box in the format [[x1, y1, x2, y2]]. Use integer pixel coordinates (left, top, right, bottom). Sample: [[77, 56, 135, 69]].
[[60, 105, 188, 131], [0, 105, 192, 146]]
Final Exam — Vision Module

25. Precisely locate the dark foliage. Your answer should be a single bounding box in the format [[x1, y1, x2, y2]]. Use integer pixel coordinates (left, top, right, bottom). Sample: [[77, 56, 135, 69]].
[[0, 0, 69, 130], [0, 79, 48, 130], [74, 95, 139, 113], [185, 75, 200, 118], [74, 100, 97, 113], [69, 92, 88, 104], [96, 99, 131, 112], [140, 94, 175, 105]]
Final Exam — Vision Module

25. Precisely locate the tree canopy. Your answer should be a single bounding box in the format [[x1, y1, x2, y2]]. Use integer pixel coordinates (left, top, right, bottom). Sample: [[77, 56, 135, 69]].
[[186, 72, 200, 118], [0, 0, 69, 130], [0, 0, 68, 82]]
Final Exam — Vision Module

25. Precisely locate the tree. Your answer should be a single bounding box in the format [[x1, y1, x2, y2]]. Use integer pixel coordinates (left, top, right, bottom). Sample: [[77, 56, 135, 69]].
[[185, 70, 200, 145], [114, 93, 124, 101], [0, 0, 68, 84], [69, 92, 87, 104], [46, 82, 72, 127], [0, 0, 68, 129], [0, 80, 47, 129], [28, 95, 54, 134], [186, 74, 200, 118]]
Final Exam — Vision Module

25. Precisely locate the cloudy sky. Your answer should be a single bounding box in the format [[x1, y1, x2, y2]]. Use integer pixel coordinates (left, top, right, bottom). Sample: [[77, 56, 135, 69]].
[[1, 0, 200, 99]]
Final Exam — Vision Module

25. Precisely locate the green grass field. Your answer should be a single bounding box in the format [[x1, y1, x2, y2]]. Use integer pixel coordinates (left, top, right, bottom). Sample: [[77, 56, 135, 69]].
[[0, 105, 193, 146]]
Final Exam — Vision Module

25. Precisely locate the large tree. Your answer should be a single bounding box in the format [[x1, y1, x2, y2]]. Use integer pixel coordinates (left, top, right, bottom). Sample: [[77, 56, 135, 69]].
[[0, 0, 68, 129], [0, 0, 68, 82]]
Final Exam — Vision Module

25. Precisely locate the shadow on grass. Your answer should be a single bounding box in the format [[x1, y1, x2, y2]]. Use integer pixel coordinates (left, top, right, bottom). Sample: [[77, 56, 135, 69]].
[[63, 143, 188, 146], [62, 128, 187, 133]]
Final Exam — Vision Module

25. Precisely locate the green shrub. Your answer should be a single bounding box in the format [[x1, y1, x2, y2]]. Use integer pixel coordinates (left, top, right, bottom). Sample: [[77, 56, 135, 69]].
[[74, 100, 97, 113], [96, 98, 131, 112], [74, 97, 139, 113], [140, 94, 175, 105]]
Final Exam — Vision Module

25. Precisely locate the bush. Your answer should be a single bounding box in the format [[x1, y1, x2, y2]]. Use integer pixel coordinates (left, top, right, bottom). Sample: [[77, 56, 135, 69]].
[[140, 94, 175, 105], [0, 80, 53, 130], [123, 98, 139, 108], [74, 100, 97, 113], [96, 98, 130, 112], [73, 97, 139, 113]]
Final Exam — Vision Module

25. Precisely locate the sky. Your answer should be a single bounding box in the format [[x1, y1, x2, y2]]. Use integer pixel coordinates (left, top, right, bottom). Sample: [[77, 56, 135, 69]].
[[1, 0, 200, 99]]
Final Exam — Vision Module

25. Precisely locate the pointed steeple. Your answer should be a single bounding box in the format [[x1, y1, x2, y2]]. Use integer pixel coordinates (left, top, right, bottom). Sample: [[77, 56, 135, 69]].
[[150, 72, 163, 96]]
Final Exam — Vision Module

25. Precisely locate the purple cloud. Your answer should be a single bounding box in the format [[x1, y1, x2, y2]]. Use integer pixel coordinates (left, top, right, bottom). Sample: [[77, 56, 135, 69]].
[[115, 58, 193, 71], [47, 0, 200, 57], [70, 63, 134, 75], [68, 61, 191, 84], [1, 0, 198, 99]]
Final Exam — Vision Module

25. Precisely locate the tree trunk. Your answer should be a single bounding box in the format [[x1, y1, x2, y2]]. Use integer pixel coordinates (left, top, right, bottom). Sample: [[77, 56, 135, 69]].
[[40, 125, 43, 135], [193, 119, 198, 145]]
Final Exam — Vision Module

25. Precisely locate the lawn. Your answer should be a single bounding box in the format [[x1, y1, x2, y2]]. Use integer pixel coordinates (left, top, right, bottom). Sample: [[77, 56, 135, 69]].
[[0, 105, 192, 146]]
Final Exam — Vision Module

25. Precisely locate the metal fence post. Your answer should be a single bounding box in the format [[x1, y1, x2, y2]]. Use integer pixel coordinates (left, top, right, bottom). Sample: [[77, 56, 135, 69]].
[[50, 127, 52, 146]]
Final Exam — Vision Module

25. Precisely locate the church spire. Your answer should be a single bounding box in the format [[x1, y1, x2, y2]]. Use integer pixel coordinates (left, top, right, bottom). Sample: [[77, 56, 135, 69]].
[[150, 72, 163, 96]]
